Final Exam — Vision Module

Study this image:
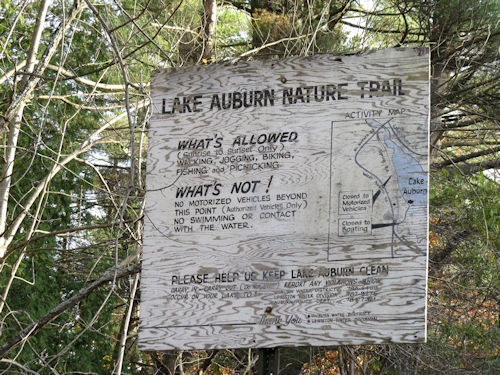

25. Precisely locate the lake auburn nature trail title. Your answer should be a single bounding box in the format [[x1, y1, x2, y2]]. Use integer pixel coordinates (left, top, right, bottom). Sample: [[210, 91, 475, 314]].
[[161, 79, 405, 115]]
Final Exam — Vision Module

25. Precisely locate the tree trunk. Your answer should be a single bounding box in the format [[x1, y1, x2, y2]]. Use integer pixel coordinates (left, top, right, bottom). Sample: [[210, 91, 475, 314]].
[[0, 0, 51, 259], [202, 0, 217, 62]]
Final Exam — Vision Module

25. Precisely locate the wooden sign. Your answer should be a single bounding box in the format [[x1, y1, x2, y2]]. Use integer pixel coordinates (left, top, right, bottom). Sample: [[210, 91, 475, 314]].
[[140, 47, 429, 350]]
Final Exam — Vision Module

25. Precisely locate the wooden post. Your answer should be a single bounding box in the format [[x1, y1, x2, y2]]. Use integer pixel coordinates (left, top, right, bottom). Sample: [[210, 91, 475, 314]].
[[257, 347, 279, 375]]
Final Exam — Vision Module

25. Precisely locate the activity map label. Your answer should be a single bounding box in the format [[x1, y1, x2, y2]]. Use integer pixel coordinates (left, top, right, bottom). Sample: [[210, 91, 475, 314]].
[[140, 47, 430, 350]]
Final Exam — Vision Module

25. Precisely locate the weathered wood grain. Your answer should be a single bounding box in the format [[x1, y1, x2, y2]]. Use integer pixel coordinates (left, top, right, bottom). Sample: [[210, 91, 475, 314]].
[[140, 47, 430, 350]]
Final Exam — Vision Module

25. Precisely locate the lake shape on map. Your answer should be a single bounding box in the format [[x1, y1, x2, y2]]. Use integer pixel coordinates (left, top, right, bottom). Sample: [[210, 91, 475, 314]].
[[383, 129, 427, 206]]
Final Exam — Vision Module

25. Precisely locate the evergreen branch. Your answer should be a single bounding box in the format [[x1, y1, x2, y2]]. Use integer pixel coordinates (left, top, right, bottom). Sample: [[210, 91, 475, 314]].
[[347, 7, 402, 17], [0, 263, 140, 358], [436, 29, 500, 63], [0, 100, 148, 255], [3, 220, 138, 260]]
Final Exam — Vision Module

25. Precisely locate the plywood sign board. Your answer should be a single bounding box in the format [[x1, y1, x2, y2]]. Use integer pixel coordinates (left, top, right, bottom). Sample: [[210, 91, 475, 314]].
[[140, 47, 429, 351]]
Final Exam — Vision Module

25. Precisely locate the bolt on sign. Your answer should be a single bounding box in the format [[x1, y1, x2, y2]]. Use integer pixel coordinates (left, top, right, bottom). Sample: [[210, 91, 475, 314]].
[[140, 47, 430, 350]]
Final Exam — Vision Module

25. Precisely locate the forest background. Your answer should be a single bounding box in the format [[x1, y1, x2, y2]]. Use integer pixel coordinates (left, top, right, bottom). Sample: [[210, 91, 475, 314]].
[[0, 0, 498, 374]]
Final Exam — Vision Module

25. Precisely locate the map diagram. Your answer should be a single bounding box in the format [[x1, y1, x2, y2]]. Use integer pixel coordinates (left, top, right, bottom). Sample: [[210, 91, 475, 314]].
[[328, 117, 428, 261]]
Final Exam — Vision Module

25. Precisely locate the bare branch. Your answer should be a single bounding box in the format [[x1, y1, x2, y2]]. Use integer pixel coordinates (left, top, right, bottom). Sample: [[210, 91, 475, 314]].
[[433, 146, 500, 168], [442, 158, 500, 175], [233, 35, 308, 61], [0, 0, 53, 258], [339, 20, 424, 36]]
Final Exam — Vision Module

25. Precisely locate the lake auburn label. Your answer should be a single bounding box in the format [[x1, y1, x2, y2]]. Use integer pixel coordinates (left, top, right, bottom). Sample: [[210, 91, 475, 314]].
[[140, 47, 430, 350]]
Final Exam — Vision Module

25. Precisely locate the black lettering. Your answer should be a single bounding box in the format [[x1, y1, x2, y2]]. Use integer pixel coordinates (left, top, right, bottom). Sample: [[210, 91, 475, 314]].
[[369, 81, 380, 97], [162, 98, 170, 114], [295, 87, 304, 103], [182, 96, 192, 113], [314, 86, 325, 102], [210, 94, 221, 110], [213, 183, 221, 196], [193, 95, 202, 112], [264, 89, 275, 106], [396, 79, 405, 95], [243, 91, 253, 107], [338, 83, 348, 100], [326, 85, 336, 101], [233, 92, 242, 109], [231, 180, 261, 194], [304, 86, 313, 102], [254, 90, 263, 106], [172, 97, 181, 113], [222, 93, 232, 109], [381, 81, 392, 94], [357, 81, 368, 98], [283, 88, 294, 104]]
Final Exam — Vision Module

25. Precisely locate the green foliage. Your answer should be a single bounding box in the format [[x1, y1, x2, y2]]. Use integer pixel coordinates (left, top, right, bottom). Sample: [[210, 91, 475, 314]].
[[428, 170, 499, 373], [217, 6, 250, 58], [0, 0, 498, 374]]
